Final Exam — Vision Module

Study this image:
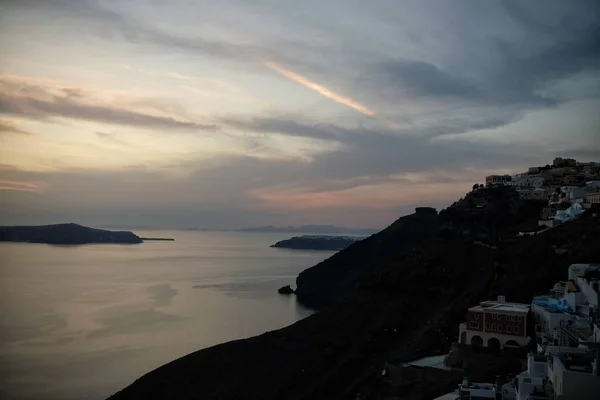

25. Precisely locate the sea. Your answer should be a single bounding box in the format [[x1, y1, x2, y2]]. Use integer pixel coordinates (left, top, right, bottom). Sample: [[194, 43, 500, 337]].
[[0, 230, 335, 400]]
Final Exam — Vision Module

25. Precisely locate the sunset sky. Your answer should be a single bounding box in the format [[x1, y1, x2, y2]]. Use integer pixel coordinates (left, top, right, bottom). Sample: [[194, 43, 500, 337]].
[[1, 0, 599, 229]]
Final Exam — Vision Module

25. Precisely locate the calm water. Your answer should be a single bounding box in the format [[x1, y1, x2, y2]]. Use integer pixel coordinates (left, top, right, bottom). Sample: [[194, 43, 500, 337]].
[[0, 230, 335, 400]]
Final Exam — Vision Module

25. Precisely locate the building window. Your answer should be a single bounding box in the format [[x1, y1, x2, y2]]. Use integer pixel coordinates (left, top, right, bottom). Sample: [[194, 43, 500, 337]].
[[486, 323, 491, 331], [518, 316, 523, 322], [469, 322, 479, 329], [474, 313, 480, 320], [511, 315, 515, 321], [491, 324, 496, 331], [514, 327, 519, 335], [491, 314, 495, 320], [498, 325, 502, 333], [507, 326, 511, 334]]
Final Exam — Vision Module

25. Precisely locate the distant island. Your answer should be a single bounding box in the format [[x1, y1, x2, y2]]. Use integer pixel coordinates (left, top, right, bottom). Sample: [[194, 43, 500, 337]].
[[237, 225, 379, 235], [270, 235, 362, 251], [0, 223, 145, 245]]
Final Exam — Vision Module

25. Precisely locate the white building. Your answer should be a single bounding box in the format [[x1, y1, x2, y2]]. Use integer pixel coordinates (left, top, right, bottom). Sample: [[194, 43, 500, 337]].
[[486, 174, 512, 186], [513, 348, 600, 400], [512, 174, 545, 188], [554, 203, 584, 224], [586, 180, 600, 189], [511, 264, 600, 399], [533, 264, 600, 348]]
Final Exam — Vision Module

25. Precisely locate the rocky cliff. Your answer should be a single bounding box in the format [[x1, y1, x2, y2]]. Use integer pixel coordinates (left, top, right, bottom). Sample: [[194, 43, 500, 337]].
[[108, 188, 598, 400], [0, 223, 143, 244]]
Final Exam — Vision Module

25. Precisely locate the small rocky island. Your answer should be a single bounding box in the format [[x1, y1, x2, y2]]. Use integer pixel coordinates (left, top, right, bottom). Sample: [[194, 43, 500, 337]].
[[270, 235, 362, 251], [0, 223, 144, 245]]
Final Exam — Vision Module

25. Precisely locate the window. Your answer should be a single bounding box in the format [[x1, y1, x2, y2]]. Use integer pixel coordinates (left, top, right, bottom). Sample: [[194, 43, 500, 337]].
[[491, 314, 496, 320], [518, 316, 523, 322], [511, 315, 515, 321], [498, 325, 502, 333], [474, 313, 480, 320], [507, 326, 511, 334], [514, 327, 519, 335], [492, 324, 496, 331], [469, 321, 479, 329], [486, 323, 491, 331]]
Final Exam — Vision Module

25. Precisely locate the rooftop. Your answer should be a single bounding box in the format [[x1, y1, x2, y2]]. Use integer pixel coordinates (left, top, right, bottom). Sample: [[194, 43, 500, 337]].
[[470, 300, 530, 314]]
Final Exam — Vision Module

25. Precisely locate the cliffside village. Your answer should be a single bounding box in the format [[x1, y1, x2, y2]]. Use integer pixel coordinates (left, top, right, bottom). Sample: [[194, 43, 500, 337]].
[[483, 157, 600, 229], [386, 158, 600, 400]]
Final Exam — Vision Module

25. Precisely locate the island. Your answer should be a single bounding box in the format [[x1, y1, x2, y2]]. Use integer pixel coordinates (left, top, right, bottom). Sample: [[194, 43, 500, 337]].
[[238, 225, 379, 235], [0, 223, 143, 245], [270, 235, 362, 251]]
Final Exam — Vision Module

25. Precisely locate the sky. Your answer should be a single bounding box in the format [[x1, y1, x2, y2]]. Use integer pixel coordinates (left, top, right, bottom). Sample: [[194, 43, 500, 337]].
[[0, 0, 599, 229]]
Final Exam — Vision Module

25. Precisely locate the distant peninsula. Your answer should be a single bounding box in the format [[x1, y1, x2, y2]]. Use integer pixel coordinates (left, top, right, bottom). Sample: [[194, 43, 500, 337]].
[[237, 225, 379, 235], [270, 235, 362, 251], [0, 223, 144, 245]]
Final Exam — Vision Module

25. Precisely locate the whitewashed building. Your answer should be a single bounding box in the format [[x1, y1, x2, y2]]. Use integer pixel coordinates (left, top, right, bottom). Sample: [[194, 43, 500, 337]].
[[512, 174, 545, 188], [513, 348, 600, 400], [554, 203, 584, 224]]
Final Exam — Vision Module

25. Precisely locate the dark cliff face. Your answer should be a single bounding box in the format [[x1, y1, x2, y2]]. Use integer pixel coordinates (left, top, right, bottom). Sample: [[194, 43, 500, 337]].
[[107, 204, 600, 400], [0, 223, 142, 244], [439, 186, 546, 243], [294, 207, 440, 308]]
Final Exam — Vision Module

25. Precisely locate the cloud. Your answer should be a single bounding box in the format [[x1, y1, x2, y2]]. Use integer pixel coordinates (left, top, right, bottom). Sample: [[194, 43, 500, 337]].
[[0, 119, 32, 135], [95, 131, 131, 147], [555, 148, 600, 161], [0, 180, 40, 192], [0, 75, 217, 132], [261, 59, 377, 118], [1, 0, 599, 229]]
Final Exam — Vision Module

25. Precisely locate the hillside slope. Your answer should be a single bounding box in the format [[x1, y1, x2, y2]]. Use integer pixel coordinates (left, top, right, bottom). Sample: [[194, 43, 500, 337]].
[[108, 189, 596, 400], [295, 207, 440, 308]]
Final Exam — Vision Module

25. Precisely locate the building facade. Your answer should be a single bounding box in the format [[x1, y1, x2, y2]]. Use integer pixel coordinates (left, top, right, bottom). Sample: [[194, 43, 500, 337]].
[[485, 174, 512, 186], [586, 192, 600, 205], [459, 297, 530, 349], [513, 174, 545, 188]]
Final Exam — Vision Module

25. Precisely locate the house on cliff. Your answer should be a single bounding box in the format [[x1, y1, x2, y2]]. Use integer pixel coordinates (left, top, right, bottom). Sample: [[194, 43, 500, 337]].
[[486, 174, 512, 187], [458, 296, 531, 350]]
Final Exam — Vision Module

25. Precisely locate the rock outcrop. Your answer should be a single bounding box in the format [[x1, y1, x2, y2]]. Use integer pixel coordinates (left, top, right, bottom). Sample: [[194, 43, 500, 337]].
[[271, 235, 361, 251], [278, 285, 294, 295], [0, 223, 143, 245]]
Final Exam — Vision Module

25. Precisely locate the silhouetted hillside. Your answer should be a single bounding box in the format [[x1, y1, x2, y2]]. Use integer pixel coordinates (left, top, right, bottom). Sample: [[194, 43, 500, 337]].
[[294, 207, 440, 308], [107, 188, 596, 400]]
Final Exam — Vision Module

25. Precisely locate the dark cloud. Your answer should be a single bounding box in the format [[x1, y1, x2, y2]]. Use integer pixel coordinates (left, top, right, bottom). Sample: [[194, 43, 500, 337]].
[[377, 60, 480, 99], [365, 24, 599, 109]]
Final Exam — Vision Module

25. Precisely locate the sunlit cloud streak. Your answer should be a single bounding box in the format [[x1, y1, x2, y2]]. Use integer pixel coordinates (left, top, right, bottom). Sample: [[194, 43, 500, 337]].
[[261, 59, 377, 118]]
